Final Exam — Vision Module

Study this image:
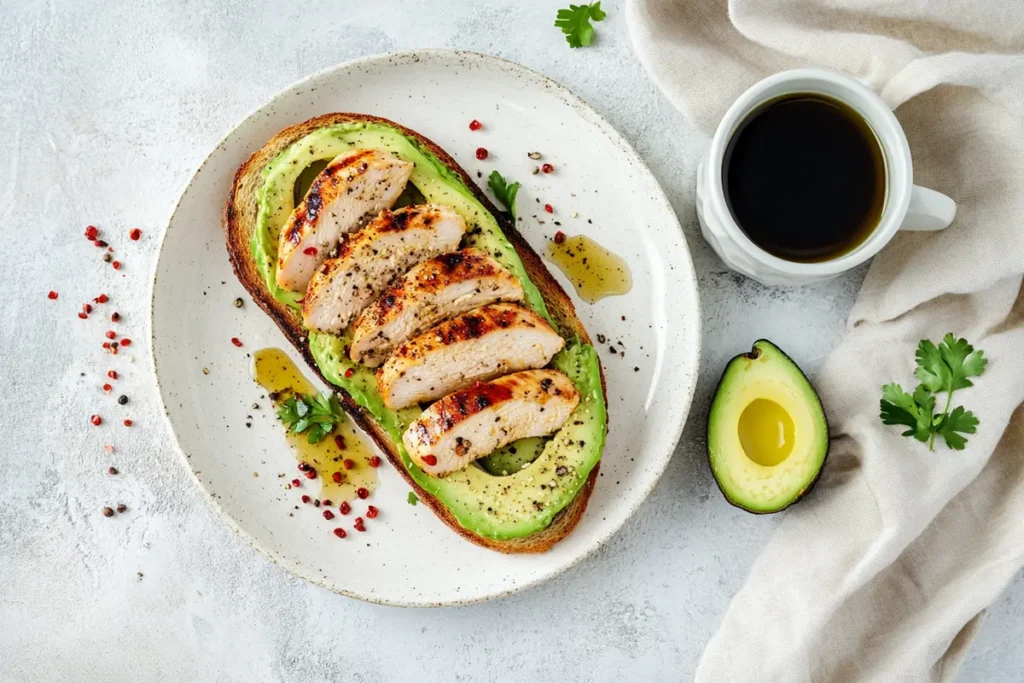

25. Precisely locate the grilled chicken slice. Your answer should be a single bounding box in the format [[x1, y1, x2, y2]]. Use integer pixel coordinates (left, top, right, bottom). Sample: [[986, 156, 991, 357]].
[[275, 149, 413, 293], [377, 302, 564, 410], [349, 249, 525, 367], [301, 204, 467, 334], [403, 369, 580, 477]]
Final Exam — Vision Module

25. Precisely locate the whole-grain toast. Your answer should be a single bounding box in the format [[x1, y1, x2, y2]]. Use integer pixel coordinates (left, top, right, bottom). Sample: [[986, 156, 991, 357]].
[[224, 113, 605, 553]]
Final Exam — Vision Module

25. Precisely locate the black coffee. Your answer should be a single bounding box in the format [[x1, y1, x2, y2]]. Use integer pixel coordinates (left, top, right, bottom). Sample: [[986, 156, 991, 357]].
[[723, 93, 885, 263]]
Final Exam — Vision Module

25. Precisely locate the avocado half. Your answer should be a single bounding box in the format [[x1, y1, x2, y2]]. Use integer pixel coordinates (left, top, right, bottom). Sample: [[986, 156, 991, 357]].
[[707, 340, 829, 514]]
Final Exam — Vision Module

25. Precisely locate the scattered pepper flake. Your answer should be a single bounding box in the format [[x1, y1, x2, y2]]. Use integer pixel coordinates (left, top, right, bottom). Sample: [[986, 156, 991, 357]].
[[343, 368, 354, 378], [303, 246, 318, 256]]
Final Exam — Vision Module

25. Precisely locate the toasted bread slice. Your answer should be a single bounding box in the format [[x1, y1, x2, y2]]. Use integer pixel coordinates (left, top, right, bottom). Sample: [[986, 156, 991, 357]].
[[224, 113, 605, 553]]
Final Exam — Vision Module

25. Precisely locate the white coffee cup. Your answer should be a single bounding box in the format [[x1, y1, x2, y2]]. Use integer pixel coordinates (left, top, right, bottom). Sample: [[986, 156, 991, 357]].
[[696, 68, 956, 286]]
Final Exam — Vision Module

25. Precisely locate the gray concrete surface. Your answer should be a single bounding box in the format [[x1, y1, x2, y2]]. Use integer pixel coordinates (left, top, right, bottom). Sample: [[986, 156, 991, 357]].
[[0, 0, 1018, 680]]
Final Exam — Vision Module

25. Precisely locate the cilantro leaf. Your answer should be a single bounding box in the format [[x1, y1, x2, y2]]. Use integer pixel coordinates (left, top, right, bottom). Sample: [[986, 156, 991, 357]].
[[915, 334, 987, 393], [914, 339, 950, 393], [487, 170, 520, 219], [881, 334, 986, 451], [276, 391, 344, 443], [276, 397, 299, 424], [911, 385, 936, 442], [880, 383, 933, 442], [555, 2, 607, 48], [938, 333, 987, 390], [880, 383, 919, 429], [936, 406, 979, 450], [407, 491, 419, 506]]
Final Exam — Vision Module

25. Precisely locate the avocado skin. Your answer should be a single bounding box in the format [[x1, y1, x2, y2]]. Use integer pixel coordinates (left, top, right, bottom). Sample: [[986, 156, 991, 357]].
[[706, 339, 830, 515]]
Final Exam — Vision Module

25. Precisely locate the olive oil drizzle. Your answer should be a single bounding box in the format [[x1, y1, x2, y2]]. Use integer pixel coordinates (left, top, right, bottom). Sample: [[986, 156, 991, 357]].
[[252, 348, 378, 502], [545, 234, 632, 304]]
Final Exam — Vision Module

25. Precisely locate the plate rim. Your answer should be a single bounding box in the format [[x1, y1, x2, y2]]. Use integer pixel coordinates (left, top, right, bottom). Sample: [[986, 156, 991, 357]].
[[148, 48, 702, 607]]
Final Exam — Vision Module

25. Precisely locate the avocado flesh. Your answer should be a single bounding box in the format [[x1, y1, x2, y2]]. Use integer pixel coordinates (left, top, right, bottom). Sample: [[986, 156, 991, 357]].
[[707, 340, 828, 514], [252, 123, 606, 540], [479, 437, 548, 476]]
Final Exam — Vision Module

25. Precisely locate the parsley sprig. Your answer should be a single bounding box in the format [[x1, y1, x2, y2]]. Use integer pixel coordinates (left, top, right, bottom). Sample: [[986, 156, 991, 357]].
[[488, 170, 520, 219], [555, 2, 607, 48], [276, 391, 344, 444], [879, 334, 986, 450]]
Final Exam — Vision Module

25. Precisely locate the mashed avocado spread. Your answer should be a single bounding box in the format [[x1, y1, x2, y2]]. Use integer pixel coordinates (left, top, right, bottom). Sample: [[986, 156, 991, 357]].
[[252, 122, 605, 540]]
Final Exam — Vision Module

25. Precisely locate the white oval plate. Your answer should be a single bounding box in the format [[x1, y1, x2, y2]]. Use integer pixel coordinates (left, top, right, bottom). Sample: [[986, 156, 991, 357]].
[[151, 50, 700, 606]]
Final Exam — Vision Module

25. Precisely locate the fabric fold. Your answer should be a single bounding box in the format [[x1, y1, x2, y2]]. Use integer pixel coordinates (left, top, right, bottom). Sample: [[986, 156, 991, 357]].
[[627, 1, 1024, 680]]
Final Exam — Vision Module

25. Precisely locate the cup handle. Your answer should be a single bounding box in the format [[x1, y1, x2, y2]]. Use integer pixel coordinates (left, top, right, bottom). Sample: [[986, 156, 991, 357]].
[[900, 186, 957, 232]]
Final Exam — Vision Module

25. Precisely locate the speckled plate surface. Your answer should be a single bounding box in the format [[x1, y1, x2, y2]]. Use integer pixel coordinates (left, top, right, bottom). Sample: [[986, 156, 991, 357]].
[[151, 50, 700, 606]]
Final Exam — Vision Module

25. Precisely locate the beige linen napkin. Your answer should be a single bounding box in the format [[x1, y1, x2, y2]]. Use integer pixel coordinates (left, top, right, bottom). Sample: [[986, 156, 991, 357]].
[[626, 1, 1024, 680]]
